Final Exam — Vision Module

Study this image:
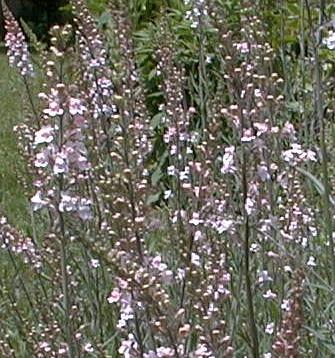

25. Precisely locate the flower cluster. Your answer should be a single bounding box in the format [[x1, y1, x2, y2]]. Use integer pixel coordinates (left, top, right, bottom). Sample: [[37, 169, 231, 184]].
[[323, 29, 335, 50], [31, 82, 92, 220], [185, 0, 209, 29], [2, 0, 33, 76], [0, 215, 41, 268], [72, 0, 116, 123], [272, 269, 305, 356]]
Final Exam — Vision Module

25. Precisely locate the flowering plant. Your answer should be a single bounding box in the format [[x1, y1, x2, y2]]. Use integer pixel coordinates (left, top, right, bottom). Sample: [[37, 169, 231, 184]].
[[1, 0, 335, 357]]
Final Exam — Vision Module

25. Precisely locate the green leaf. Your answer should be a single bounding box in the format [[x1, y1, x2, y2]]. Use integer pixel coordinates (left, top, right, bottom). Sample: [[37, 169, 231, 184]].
[[146, 192, 161, 205], [286, 101, 303, 113], [324, 343, 335, 354], [304, 326, 333, 347], [147, 91, 164, 98], [151, 167, 163, 186], [98, 11, 112, 27], [148, 68, 157, 81], [151, 112, 163, 129], [296, 167, 335, 206]]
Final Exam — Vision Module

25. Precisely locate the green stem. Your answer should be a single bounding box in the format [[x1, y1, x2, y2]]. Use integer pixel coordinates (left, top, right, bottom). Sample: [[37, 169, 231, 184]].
[[299, 0, 308, 141], [59, 227, 75, 358], [57, 110, 76, 357], [312, 25, 335, 286], [305, 0, 335, 286], [23, 76, 40, 127], [240, 103, 259, 356], [197, 2, 208, 131], [242, 152, 260, 358]]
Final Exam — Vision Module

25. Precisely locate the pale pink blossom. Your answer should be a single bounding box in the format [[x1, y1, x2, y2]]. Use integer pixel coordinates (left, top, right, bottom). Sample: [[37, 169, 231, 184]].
[[69, 97, 86, 116], [31, 191, 48, 211], [34, 126, 54, 145], [107, 287, 121, 303]]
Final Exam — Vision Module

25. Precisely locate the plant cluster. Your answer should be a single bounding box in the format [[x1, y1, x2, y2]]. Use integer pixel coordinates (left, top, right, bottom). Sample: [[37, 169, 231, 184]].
[[1, 0, 335, 357]]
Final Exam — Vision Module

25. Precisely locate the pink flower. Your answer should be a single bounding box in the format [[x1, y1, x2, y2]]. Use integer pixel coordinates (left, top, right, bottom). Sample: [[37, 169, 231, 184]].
[[212, 218, 234, 234], [282, 121, 296, 136], [281, 299, 291, 311], [263, 289, 277, 300], [265, 322, 274, 335], [3, 4, 34, 76], [43, 100, 64, 117], [189, 212, 203, 226], [117, 278, 128, 289], [157, 347, 175, 357], [107, 287, 121, 303], [254, 122, 268, 136], [34, 126, 54, 145], [69, 98, 86, 116], [77, 198, 92, 221], [257, 165, 270, 181], [90, 259, 100, 269], [31, 191, 48, 211], [258, 270, 273, 284], [39, 341, 51, 352], [221, 146, 235, 174], [73, 115, 87, 128], [323, 30, 335, 50], [58, 193, 77, 212], [151, 256, 167, 271], [84, 343, 94, 353], [245, 197, 255, 216], [194, 344, 213, 357], [53, 152, 68, 174], [235, 42, 249, 53], [191, 252, 201, 266], [241, 128, 256, 142], [34, 151, 49, 168], [118, 334, 138, 356]]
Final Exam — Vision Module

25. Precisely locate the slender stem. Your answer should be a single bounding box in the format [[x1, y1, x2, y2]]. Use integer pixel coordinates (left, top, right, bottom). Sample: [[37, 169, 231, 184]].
[[197, 2, 208, 131], [58, 182, 75, 357], [133, 301, 144, 357], [309, 1, 335, 286], [299, 0, 308, 141], [57, 111, 76, 357], [242, 151, 259, 358], [5, 247, 38, 321], [59, 225, 75, 358], [280, 0, 289, 98], [23, 76, 40, 127], [240, 106, 259, 357]]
